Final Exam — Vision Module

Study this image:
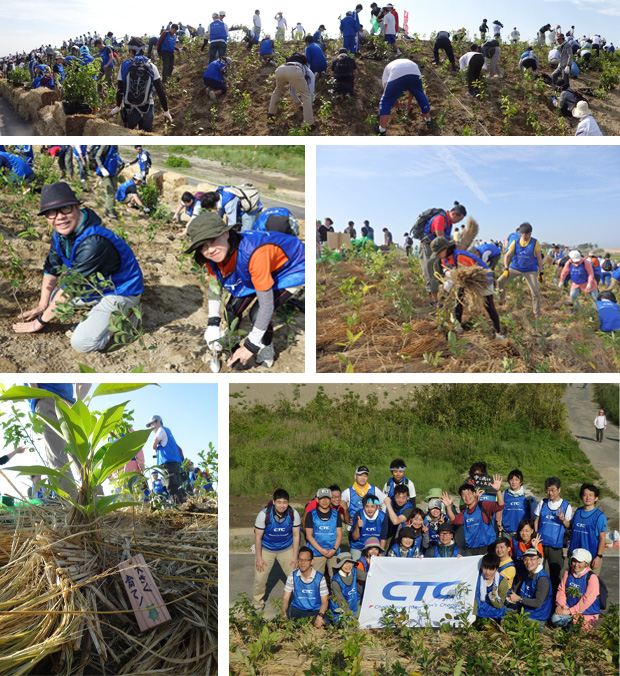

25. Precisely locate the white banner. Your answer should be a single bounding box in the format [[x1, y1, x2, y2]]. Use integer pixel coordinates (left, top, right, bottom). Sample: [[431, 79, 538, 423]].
[[358, 556, 481, 628]]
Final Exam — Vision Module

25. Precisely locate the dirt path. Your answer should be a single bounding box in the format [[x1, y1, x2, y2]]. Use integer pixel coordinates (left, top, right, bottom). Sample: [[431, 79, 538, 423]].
[[562, 385, 619, 529]]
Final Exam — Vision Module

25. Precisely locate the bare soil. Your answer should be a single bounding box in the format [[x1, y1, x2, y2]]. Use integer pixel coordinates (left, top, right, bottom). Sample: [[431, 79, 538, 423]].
[[0, 166, 305, 374]]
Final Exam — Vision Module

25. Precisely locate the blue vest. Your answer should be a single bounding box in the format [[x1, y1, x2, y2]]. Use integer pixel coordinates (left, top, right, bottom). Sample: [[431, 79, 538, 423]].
[[55, 64, 65, 81], [476, 242, 501, 258], [95, 146, 120, 177], [511, 536, 530, 580], [443, 249, 492, 282], [424, 516, 441, 544], [27, 383, 75, 413], [209, 20, 227, 42], [0, 151, 34, 181], [53, 217, 144, 300], [291, 569, 324, 612], [462, 503, 496, 548], [348, 484, 377, 516], [498, 560, 516, 592], [138, 151, 150, 173], [569, 262, 589, 284], [476, 574, 506, 619], [73, 145, 87, 160], [153, 478, 167, 494], [260, 39, 274, 55], [511, 237, 539, 272], [384, 476, 413, 499], [156, 425, 182, 464], [389, 542, 417, 558], [119, 55, 154, 94], [519, 569, 553, 621], [329, 570, 358, 616], [254, 207, 290, 231], [502, 491, 529, 533], [350, 510, 386, 550], [80, 52, 94, 65], [430, 544, 459, 557], [568, 507, 606, 559], [313, 30, 324, 46], [305, 42, 327, 71], [262, 506, 294, 551], [160, 31, 177, 52], [14, 145, 34, 167], [597, 300, 620, 332], [116, 179, 135, 202], [565, 571, 599, 615], [423, 210, 451, 240], [98, 47, 112, 68], [206, 231, 305, 298], [537, 499, 569, 549], [307, 509, 340, 556], [203, 60, 226, 83]]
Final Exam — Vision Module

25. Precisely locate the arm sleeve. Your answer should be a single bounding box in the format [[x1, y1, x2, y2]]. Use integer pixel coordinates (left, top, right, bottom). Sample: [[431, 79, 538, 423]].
[[246, 289, 274, 346], [450, 511, 465, 526], [95, 145, 109, 169], [380, 516, 389, 539], [519, 575, 551, 608], [283, 573, 295, 593], [153, 78, 169, 111], [319, 576, 329, 596], [304, 512, 313, 530], [292, 509, 302, 527], [556, 571, 568, 607]]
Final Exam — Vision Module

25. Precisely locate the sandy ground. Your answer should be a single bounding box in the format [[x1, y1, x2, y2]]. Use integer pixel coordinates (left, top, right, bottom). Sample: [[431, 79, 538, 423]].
[[0, 162, 305, 374]]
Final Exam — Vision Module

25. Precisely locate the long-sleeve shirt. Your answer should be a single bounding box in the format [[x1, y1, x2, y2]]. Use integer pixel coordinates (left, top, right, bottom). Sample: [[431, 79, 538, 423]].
[[556, 568, 599, 621], [517, 567, 551, 608], [559, 259, 595, 290], [558, 40, 573, 69]]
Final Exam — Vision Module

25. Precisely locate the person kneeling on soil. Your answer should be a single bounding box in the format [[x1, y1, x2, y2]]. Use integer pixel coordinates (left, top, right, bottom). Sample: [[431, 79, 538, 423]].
[[202, 56, 232, 100], [376, 58, 431, 136], [559, 250, 598, 311], [116, 174, 150, 213], [0, 151, 34, 185], [12, 182, 144, 353], [550, 549, 601, 630], [173, 191, 204, 231], [473, 553, 509, 627], [430, 236, 505, 340], [185, 212, 305, 369], [596, 291, 620, 332], [282, 546, 329, 627]]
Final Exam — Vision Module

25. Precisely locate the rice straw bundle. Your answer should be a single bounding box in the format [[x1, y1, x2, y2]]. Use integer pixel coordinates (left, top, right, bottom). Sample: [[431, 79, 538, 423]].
[[0, 495, 218, 675], [457, 217, 479, 251], [450, 266, 491, 314]]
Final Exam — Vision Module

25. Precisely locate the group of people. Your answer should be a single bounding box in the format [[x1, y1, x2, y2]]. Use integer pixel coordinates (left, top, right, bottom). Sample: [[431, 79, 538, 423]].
[[3, 146, 305, 368], [253, 460, 609, 630]]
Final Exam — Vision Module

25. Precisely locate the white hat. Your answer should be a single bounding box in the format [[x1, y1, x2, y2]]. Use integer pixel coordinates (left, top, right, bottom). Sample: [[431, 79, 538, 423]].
[[572, 101, 593, 119], [569, 249, 582, 263], [570, 548, 592, 564]]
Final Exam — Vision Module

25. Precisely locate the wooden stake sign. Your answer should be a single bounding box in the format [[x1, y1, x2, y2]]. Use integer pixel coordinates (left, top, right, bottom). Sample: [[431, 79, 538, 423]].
[[118, 554, 171, 632]]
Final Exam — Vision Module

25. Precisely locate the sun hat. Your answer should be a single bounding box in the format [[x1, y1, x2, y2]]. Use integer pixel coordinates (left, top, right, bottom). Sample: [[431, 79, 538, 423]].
[[572, 101, 593, 118], [183, 212, 233, 254], [570, 548, 593, 564], [430, 236, 451, 254], [569, 249, 582, 263]]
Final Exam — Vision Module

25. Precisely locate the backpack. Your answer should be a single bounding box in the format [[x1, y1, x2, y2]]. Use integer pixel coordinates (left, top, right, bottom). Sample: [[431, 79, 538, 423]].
[[411, 207, 446, 240], [123, 57, 154, 110], [585, 571, 607, 610], [88, 145, 101, 171], [333, 54, 355, 78], [602, 258, 613, 272], [224, 184, 261, 212], [404, 235, 413, 247], [143, 151, 152, 168]]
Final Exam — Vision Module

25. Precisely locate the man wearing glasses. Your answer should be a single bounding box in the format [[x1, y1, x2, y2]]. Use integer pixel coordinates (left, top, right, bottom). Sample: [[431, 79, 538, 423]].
[[12, 182, 143, 352]]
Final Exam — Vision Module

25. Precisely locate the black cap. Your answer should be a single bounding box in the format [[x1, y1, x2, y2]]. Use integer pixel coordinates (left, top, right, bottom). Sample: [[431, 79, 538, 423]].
[[437, 522, 454, 533], [355, 465, 370, 475]]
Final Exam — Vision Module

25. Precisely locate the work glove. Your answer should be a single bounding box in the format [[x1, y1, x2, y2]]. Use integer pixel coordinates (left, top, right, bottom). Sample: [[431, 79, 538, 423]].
[[585, 283, 593, 293], [100, 167, 110, 178], [163, 110, 173, 123], [538, 271, 544, 283], [204, 325, 222, 353], [488, 589, 500, 604], [143, 207, 151, 214], [443, 279, 455, 293], [564, 66, 570, 74], [108, 106, 121, 116], [557, 279, 563, 288], [501, 270, 509, 279]]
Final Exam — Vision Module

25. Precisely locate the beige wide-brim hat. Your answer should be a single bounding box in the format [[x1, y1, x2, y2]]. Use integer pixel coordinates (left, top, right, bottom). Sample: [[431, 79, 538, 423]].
[[572, 101, 593, 119]]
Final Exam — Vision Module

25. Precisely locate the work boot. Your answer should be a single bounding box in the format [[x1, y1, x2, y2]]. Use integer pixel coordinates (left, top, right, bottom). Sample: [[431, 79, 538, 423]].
[[105, 210, 118, 220], [256, 344, 275, 368]]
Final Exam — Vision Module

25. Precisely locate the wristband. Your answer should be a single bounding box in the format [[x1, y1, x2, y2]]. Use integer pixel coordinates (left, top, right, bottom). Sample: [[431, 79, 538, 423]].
[[207, 317, 221, 327], [317, 613, 325, 618], [36, 313, 49, 326], [595, 554, 603, 558], [244, 339, 261, 354]]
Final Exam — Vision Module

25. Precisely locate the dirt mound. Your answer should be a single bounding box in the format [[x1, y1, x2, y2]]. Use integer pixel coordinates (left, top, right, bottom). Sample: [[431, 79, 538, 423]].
[[317, 250, 619, 373], [0, 173, 304, 374]]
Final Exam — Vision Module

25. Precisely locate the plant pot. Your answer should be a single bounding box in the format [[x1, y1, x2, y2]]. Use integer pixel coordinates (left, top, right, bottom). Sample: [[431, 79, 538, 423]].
[[11, 82, 23, 88], [62, 101, 93, 115]]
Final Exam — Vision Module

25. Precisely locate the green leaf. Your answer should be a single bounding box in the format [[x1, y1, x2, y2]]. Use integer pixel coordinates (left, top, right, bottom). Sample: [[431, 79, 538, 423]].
[[78, 364, 97, 373], [98, 500, 143, 515], [72, 399, 95, 436], [7, 464, 73, 482], [0, 386, 57, 402], [55, 399, 90, 465], [90, 401, 128, 450], [33, 411, 64, 438], [98, 429, 152, 482], [130, 366, 145, 373], [90, 383, 156, 398]]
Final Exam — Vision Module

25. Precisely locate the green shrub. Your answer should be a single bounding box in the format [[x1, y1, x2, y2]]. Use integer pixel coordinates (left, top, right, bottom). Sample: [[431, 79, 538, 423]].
[[138, 178, 161, 210], [62, 59, 100, 108], [7, 67, 30, 86], [165, 155, 191, 168], [593, 384, 619, 425]]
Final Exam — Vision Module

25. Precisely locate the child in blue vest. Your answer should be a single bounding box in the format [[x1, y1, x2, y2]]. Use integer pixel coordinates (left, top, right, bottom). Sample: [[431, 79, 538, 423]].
[[499, 469, 536, 538], [534, 476, 572, 597], [387, 526, 422, 558], [423, 497, 448, 549], [423, 522, 461, 557], [596, 291, 620, 333], [382, 458, 416, 501], [151, 471, 168, 496], [350, 494, 389, 559], [354, 537, 384, 600], [384, 484, 415, 545], [328, 552, 360, 621], [568, 483, 607, 573], [474, 553, 509, 627], [550, 549, 601, 630], [507, 548, 553, 628]]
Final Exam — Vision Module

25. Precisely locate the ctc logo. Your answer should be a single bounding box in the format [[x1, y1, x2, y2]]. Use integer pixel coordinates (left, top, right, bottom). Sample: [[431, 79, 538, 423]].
[[382, 581, 458, 602]]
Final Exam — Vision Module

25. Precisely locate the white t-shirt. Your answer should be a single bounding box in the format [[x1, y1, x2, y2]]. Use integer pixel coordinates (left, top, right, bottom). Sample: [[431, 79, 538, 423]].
[[284, 568, 329, 595], [534, 498, 573, 522], [382, 59, 421, 85], [383, 12, 396, 36], [276, 16, 287, 29], [253, 13, 262, 30], [592, 35, 601, 45], [576, 115, 603, 136], [594, 415, 607, 429], [154, 426, 168, 447], [459, 51, 483, 70]]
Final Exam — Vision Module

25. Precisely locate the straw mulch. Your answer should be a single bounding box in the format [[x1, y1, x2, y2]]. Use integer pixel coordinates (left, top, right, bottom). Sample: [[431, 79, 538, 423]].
[[449, 266, 492, 314], [0, 496, 218, 676]]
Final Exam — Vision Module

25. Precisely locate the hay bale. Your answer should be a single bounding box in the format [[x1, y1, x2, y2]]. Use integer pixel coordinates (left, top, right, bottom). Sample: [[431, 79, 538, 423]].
[[82, 119, 139, 136], [0, 495, 218, 675], [450, 265, 491, 313], [194, 182, 217, 193], [163, 172, 190, 189], [458, 217, 479, 251], [33, 104, 65, 136]]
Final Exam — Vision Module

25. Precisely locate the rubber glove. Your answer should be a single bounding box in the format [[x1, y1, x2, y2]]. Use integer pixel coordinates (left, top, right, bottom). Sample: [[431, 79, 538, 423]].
[[204, 325, 222, 353]]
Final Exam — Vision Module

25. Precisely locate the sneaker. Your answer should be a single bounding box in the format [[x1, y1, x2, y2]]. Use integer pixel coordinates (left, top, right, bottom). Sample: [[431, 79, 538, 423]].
[[425, 118, 432, 128], [207, 88, 216, 100], [495, 333, 507, 342], [105, 210, 118, 220], [373, 124, 386, 136], [396, 49, 403, 56], [256, 344, 275, 368], [454, 324, 464, 335], [267, 113, 276, 124]]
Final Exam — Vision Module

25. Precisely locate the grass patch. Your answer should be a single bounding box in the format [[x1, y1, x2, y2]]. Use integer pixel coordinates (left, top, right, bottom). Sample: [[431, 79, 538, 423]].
[[166, 145, 305, 176], [165, 154, 191, 168], [593, 384, 619, 425], [230, 384, 606, 505]]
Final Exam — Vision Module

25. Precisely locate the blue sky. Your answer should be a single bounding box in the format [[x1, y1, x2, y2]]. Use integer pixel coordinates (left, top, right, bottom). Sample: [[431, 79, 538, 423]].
[[3, 0, 619, 56], [0, 383, 218, 497], [317, 145, 620, 248]]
